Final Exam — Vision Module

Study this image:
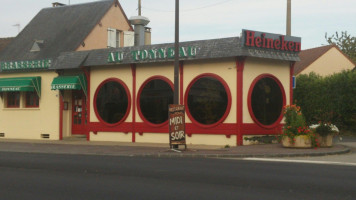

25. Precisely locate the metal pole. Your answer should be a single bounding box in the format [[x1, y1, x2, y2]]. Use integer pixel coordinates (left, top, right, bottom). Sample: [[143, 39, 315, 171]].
[[286, 0, 291, 36], [174, 0, 179, 104], [138, 0, 142, 16]]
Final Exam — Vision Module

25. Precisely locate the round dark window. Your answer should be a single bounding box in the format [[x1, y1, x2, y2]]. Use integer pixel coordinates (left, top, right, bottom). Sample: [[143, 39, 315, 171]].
[[187, 76, 229, 125], [250, 76, 284, 126], [95, 80, 129, 125], [139, 78, 173, 125]]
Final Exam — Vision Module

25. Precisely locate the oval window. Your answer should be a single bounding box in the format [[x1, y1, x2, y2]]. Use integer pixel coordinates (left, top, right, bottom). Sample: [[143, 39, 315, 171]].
[[138, 77, 173, 125], [94, 79, 130, 125], [186, 75, 230, 126], [249, 75, 285, 127]]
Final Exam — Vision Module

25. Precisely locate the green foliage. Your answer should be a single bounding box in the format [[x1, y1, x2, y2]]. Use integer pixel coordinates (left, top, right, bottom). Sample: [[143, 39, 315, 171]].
[[325, 31, 356, 63], [294, 70, 356, 133]]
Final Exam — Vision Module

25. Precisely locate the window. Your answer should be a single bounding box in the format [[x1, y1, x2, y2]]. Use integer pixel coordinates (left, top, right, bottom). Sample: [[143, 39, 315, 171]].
[[138, 77, 173, 126], [25, 91, 39, 108], [185, 74, 231, 127], [94, 79, 130, 125], [248, 74, 286, 128], [107, 28, 121, 48], [6, 92, 20, 108]]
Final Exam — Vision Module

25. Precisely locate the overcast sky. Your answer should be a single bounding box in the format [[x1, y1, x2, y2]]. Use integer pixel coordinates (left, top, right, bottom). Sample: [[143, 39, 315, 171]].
[[0, 0, 355, 49]]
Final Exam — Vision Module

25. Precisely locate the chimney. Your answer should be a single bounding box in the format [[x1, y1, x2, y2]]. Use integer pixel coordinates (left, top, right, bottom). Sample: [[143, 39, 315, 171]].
[[52, 2, 66, 7], [129, 0, 150, 46]]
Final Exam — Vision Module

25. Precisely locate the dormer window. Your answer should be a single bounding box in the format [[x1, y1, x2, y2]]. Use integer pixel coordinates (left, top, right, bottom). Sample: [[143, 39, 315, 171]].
[[30, 40, 44, 52]]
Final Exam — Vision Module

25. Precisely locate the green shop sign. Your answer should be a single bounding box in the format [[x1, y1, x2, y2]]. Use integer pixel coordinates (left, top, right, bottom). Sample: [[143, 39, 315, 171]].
[[0, 59, 52, 71], [108, 46, 198, 63]]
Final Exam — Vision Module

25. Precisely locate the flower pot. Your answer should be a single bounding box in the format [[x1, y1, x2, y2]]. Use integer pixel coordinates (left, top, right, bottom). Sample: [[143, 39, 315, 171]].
[[282, 135, 312, 148], [316, 134, 333, 147]]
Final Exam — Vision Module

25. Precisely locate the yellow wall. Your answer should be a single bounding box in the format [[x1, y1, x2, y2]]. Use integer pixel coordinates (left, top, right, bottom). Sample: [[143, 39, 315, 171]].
[[300, 47, 355, 76], [62, 90, 72, 138], [76, 3, 132, 51], [0, 71, 60, 140], [243, 57, 290, 124]]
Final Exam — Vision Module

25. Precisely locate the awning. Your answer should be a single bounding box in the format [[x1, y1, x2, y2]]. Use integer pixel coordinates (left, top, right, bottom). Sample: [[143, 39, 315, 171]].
[[51, 74, 87, 97], [0, 76, 41, 97]]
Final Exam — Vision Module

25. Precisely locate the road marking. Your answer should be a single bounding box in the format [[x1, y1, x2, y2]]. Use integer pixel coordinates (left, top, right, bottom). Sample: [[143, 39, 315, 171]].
[[242, 158, 356, 167]]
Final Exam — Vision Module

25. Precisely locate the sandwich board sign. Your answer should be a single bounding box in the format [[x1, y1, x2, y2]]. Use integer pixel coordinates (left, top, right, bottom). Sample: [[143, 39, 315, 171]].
[[169, 104, 186, 149]]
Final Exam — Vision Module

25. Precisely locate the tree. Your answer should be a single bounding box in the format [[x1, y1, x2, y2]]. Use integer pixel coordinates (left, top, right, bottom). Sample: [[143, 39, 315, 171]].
[[325, 31, 356, 63]]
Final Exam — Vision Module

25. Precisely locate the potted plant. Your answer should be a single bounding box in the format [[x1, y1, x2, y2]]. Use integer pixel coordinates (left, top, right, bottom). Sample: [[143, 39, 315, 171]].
[[281, 105, 318, 148], [309, 122, 339, 147]]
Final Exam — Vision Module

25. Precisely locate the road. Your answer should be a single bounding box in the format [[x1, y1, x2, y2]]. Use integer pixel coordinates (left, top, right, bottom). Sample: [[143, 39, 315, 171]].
[[1, 152, 355, 200]]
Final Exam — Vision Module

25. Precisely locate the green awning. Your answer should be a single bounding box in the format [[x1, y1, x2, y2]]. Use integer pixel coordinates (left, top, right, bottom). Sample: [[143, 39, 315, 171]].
[[0, 76, 41, 97], [51, 74, 87, 97]]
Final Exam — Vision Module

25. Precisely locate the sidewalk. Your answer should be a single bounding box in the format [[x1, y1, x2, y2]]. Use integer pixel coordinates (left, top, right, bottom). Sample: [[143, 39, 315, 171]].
[[0, 138, 351, 158]]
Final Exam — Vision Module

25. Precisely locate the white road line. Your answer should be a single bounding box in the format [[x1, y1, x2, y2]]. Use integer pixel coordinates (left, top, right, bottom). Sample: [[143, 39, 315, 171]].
[[242, 158, 356, 167]]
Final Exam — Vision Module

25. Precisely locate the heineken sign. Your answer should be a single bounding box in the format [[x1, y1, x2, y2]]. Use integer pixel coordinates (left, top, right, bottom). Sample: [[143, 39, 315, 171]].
[[108, 46, 198, 63], [243, 30, 301, 52], [1, 59, 52, 71]]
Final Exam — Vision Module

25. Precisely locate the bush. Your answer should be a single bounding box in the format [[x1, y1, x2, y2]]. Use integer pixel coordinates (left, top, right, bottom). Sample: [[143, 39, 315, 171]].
[[294, 70, 356, 133]]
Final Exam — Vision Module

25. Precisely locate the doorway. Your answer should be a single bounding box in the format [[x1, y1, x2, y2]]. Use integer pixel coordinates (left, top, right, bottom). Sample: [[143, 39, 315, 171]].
[[71, 90, 86, 135]]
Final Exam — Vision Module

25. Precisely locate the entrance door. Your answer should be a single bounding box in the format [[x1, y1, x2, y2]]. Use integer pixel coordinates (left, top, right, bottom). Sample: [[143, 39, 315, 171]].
[[72, 90, 86, 135]]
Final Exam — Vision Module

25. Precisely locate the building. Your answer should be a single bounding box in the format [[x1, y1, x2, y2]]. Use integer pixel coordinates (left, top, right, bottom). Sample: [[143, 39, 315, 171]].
[[294, 45, 355, 76], [0, 37, 14, 53], [0, 1, 301, 146], [0, 0, 133, 140]]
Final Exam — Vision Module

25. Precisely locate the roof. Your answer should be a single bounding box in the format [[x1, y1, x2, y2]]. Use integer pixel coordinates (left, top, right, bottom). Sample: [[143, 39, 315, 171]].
[[0, 0, 116, 62], [294, 45, 335, 75], [0, 37, 14, 53], [50, 36, 301, 70]]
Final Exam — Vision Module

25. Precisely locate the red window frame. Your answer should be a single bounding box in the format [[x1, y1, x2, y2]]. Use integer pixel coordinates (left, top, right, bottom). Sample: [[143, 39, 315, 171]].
[[247, 74, 286, 129], [184, 73, 232, 128], [137, 76, 174, 127], [6, 92, 20, 108], [25, 91, 39, 108], [93, 78, 131, 127]]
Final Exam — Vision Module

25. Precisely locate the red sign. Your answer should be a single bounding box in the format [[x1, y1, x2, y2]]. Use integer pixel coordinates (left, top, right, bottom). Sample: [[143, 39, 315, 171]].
[[169, 105, 186, 147], [243, 30, 301, 52]]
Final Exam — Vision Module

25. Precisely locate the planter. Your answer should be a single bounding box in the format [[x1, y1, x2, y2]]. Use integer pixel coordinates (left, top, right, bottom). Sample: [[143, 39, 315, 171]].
[[316, 134, 333, 147], [282, 135, 312, 148]]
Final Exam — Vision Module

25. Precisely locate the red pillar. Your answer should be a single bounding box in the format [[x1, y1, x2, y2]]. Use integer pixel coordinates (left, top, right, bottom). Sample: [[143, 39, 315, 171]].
[[290, 62, 295, 105], [236, 57, 246, 146], [131, 64, 136, 142]]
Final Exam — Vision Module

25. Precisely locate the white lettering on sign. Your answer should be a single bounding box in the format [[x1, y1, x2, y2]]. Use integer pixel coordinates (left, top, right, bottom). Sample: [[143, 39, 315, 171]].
[[170, 131, 185, 140], [169, 116, 183, 126]]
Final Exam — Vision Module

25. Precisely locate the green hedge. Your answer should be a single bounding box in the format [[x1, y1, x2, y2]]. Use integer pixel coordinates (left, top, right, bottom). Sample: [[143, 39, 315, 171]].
[[294, 70, 356, 132]]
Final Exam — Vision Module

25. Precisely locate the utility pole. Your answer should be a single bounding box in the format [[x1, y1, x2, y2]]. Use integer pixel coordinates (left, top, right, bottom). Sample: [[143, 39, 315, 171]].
[[174, 0, 179, 104], [138, 0, 142, 16], [286, 0, 291, 36]]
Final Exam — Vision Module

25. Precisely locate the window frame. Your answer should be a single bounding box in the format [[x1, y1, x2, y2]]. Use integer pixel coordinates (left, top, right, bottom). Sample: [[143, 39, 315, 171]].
[[6, 91, 20, 108], [25, 91, 39, 108], [247, 74, 286, 129], [184, 73, 232, 128], [137, 76, 174, 127], [93, 78, 131, 127]]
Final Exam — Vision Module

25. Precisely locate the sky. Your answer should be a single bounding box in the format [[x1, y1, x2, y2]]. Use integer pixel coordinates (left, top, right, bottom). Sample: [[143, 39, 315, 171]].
[[0, 0, 355, 50]]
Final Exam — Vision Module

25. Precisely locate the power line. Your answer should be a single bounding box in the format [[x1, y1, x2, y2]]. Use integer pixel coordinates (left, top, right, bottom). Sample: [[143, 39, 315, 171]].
[[142, 0, 234, 13]]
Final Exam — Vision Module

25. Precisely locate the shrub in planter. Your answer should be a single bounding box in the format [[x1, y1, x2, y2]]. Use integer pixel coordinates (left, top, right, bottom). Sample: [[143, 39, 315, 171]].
[[310, 122, 339, 147], [282, 105, 319, 148]]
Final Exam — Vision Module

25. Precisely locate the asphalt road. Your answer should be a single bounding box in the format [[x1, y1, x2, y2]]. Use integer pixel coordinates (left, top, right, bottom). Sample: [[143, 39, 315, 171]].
[[1, 152, 355, 200]]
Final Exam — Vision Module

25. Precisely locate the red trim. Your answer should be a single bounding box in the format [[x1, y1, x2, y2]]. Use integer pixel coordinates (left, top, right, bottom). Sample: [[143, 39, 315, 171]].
[[93, 78, 131, 127], [236, 57, 245, 145], [85, 68, 91, 141], [131, 64, 136, 142], [184, 73, 232, 128], [242, 123, 283, 135], [290, 62, 295, 105], [6, 92, 20, 108], [59, 94, 63, 140], [136, 75, 174, 128], [179, 61, 184, 105], [247, 74, 286, 129]]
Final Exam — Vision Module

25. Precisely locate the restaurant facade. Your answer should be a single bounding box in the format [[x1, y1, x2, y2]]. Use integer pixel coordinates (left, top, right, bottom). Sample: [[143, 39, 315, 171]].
[[0, 1, 301, 146]]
